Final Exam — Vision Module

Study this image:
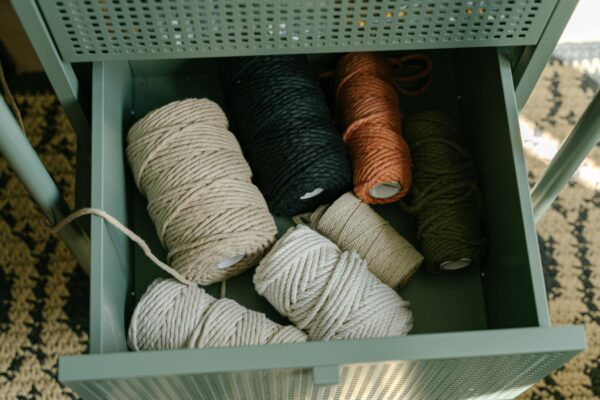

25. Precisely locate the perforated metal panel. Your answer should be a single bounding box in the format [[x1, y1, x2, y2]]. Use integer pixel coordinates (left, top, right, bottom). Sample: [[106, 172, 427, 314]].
[[39, 0, 558, 62], [68, 351, 573, 400]]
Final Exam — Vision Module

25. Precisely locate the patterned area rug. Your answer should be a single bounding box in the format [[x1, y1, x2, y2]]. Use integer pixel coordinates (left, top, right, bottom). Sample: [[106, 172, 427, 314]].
[[0, 77, 88, 399], [518, 56, 600, 399], [0, 58, 598, 398]]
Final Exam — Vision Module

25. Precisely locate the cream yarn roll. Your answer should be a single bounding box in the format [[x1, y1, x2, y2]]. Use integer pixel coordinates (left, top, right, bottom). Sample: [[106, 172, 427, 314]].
[[298, 192, 423, 288], [127, 99, 277, 285], [254, 225, 413, 340], [128, 278, 307, 351]]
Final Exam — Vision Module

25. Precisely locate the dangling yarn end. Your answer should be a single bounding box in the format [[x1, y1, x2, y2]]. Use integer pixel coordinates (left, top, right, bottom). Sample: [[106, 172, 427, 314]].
[[52, 207, 195, 286]]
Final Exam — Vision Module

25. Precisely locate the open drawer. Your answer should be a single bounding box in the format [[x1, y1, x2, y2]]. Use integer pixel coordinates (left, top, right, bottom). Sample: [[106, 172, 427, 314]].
[[59, 48, 586, 399]]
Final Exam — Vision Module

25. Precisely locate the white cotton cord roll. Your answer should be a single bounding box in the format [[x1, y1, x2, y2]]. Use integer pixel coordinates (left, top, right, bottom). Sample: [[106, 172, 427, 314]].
[[254, 225, 413, 341], [52, 209, 303, 350], [127, 99, 277, 285], [128, 278, 307, 351], [295, 192, 423, 288]]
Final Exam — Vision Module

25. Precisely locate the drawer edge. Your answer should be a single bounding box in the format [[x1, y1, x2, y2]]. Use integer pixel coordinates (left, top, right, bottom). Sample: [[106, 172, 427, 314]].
[[60, 325, 586, 384]]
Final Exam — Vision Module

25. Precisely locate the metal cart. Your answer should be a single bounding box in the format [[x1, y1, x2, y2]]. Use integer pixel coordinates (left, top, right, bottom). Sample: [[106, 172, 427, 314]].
[[1, 1, 598, 399]]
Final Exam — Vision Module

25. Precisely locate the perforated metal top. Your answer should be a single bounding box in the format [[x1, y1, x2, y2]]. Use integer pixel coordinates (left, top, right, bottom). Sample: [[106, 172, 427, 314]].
[[39, 0, 557, 62]]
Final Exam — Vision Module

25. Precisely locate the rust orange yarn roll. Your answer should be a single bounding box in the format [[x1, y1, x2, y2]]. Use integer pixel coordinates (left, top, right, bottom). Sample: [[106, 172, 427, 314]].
[[336, 52, 416, 204]]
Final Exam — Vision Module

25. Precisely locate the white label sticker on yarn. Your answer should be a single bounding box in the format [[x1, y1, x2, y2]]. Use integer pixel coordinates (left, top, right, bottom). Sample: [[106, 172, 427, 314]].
[[300, 188, 324, 200], [440, 258, 472, 271], [369, 182, 401, 199], [216, 254, 244, 270]]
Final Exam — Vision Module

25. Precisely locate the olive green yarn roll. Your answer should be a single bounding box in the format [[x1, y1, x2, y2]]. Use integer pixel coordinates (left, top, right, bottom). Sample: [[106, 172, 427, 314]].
[[403, 111, 485, 273]]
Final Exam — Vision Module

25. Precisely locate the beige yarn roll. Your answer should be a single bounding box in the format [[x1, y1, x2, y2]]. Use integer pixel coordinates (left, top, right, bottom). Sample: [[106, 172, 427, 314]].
[[254, 225, 413, 340], [127, 99, 277, 285], [128, 278, 307, 351], [298, 192, 423, 287]]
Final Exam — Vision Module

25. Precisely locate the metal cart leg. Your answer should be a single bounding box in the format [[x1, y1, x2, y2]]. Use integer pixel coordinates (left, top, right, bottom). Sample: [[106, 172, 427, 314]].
[[0, 98, 90, 273], [11, 0, 92, 221], [512, 0, 578, 111], [531, 90, 600, 223]]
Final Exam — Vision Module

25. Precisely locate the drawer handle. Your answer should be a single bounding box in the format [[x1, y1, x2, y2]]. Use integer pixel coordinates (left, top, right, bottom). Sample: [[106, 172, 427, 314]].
[[313, 365, 340, 386]]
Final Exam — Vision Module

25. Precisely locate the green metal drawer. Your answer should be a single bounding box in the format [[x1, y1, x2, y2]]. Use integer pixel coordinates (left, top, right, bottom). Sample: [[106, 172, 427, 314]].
[[59, 47, 586, 399]]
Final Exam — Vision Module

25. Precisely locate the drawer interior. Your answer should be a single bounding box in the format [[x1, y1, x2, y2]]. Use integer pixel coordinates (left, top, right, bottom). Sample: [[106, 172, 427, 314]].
[[90, 48, 548, 354]]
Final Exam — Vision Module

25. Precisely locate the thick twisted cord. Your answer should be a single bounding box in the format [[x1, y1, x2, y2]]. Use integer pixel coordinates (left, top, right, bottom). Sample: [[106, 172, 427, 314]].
[[254, 225, 413, 340], [127, 99, 277, 284], [221, 55, 352, 216], [335, 53, 431, 204], [296, 192, 423, 287]]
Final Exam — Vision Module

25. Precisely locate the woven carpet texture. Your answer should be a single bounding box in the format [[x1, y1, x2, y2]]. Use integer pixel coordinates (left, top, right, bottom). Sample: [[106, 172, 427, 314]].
[[0, 79, 88, 399]]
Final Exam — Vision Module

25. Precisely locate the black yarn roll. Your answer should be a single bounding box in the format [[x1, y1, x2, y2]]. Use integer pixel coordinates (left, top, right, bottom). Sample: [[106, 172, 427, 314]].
[[220, 55, 352, 216]]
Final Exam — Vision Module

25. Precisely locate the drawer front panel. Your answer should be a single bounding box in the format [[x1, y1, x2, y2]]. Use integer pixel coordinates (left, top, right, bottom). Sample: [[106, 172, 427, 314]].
[[39, 0, 557, 62], [67, 351, 576, 400]]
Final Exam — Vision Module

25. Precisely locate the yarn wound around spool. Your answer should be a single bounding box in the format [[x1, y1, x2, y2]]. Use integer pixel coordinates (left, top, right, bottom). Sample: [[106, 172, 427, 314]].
[[254, 225, 413, 340], [221, 55, 352, 216], [128, 278, 308, 351], [335, 52, 432, 205], [403, 111, 485, 273], [297, 192, 423, 288], [126, 98, 277, 285]]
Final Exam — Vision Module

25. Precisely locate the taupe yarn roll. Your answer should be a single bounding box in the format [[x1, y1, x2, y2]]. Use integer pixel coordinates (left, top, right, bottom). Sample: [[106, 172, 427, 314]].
[[254, 225, 413, 340], [128, 278, 307, 351], [127, 99, 277, 285], [297, 192, 423, 287]]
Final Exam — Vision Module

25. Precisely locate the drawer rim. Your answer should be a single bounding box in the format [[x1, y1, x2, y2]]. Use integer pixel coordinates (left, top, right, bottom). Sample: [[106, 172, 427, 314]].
[[59, 325, 586, 383]]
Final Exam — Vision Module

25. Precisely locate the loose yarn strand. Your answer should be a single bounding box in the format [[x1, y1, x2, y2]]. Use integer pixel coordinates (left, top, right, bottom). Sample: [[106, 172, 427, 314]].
[[52, 209, 306, 350], [388, 53, 433, 96], [128, 278, 307, 351], [0, 59, 25, 132]]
